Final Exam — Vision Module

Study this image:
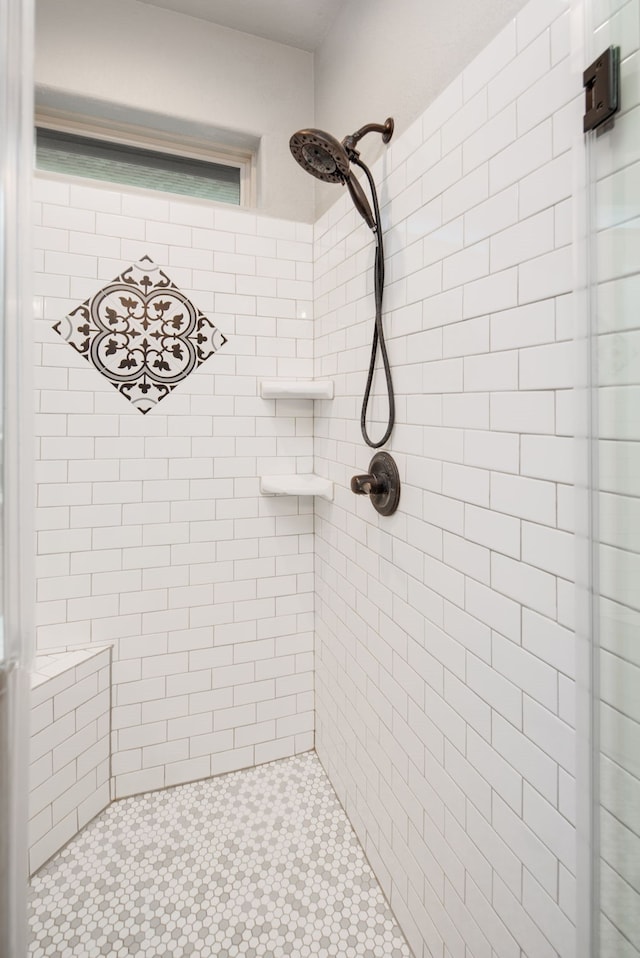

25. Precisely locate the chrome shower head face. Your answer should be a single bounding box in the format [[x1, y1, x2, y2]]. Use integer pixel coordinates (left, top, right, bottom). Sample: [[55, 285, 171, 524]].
[[289, 129, 350, 184]]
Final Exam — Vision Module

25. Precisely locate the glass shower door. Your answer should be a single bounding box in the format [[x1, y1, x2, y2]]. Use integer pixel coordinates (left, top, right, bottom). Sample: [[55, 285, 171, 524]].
[[589, 0, 640, 952], [0, 0, 34, 954]]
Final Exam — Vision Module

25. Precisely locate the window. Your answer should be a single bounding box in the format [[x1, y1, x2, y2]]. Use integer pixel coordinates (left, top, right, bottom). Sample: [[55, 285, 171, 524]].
[[35, 125, 248, 206]]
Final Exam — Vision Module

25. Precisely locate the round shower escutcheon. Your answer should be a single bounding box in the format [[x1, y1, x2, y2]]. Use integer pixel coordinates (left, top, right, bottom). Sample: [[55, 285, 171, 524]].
[[350, 451, 400, 516]]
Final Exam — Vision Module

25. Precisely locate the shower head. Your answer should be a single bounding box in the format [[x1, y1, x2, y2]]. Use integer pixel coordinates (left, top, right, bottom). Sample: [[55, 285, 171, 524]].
[[289, 129, 350, 184], [289, 118, 394, 231]]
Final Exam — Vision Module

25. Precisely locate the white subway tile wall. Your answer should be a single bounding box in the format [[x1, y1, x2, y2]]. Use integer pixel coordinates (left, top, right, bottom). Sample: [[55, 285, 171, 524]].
[[314, 2, 579, 958], [29, 647, 111, 874], [34, 187, 315, 798]]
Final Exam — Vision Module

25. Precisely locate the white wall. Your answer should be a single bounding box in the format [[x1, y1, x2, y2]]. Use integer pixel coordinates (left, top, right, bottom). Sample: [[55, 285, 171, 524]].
[[34, 176, 315, 798], [36, 0, 543, 225], [313, 0, 582, 955], [35, 0, 315, 221], [313, 0, 531, 217]]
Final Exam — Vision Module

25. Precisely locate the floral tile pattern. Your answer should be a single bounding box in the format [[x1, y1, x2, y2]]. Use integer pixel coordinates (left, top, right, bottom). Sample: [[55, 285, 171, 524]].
[[53, 256, 227, 413], [28, 752, 412, 958]]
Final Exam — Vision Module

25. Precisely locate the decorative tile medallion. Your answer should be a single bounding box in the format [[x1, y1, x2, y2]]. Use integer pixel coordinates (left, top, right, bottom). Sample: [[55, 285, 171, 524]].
[[53, 256, 227, 413]]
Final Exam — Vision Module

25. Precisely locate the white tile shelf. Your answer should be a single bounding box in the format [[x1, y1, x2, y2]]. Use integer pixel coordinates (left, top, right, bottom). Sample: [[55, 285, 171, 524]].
[[260, 380, 334, 400], [259, 381, 334, 499], [260, 474, 334, 500]]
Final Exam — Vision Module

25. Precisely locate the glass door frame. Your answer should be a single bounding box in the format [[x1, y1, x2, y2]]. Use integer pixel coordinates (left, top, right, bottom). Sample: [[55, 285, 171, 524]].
[[0, 0, 35, 954], [575, 0, 640, 954], [571, 0, 596, 953]]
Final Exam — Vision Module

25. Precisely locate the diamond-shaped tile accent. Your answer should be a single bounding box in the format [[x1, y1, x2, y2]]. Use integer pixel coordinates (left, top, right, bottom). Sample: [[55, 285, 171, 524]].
[[53, 256, 227, 413]]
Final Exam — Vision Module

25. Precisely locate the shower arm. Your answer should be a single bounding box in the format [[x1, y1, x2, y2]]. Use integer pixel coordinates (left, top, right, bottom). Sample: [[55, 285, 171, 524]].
[[342, 117, 394, 231], [342, 118, 394, 158]]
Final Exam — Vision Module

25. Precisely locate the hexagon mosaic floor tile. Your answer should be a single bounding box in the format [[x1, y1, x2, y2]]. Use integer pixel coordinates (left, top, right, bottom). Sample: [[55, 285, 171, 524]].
[[28, 752, 412, 957]]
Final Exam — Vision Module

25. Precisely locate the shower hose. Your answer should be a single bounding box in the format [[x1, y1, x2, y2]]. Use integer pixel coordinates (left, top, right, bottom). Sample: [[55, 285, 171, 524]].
[[351, 155, 395, 448]]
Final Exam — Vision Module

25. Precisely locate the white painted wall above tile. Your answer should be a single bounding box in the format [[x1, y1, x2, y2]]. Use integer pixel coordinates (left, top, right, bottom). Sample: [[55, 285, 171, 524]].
[[35, 0, 315, 221]]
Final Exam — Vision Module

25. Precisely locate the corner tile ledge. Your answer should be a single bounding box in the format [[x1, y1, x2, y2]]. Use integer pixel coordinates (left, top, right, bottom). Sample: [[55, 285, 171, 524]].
[[260, 380, 334, 400], [260, 474, 334, 500]]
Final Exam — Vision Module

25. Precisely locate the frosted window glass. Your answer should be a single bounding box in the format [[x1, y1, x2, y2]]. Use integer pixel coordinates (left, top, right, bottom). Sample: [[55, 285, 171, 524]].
[[36, 128, 241, 205]]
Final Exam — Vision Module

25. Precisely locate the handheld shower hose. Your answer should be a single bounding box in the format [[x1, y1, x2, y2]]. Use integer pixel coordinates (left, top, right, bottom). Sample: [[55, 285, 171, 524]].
[[289, 120, 395, 448], [351, 154, 394, 448]]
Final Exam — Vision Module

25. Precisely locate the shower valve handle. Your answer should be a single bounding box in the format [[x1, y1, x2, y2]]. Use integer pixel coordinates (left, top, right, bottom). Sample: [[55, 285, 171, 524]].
[[351, 473, 385, 496], [350, 452, 401, 516]]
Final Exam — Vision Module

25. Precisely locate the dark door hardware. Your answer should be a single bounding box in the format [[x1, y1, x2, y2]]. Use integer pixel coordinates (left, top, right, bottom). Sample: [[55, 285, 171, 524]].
[[583, 46, 620, 133], [351, 452, 401, 516]]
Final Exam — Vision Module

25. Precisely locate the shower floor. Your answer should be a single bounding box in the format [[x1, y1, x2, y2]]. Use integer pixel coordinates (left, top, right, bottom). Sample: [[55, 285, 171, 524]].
[[28, 751, 412, 957]]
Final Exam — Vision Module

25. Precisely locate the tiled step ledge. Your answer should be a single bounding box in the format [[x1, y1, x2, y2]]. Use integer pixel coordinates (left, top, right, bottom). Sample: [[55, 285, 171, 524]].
[[29, 646, 112, 875]]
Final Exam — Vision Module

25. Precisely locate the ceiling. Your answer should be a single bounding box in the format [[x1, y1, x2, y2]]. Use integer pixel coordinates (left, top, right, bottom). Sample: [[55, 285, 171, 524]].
[[135, 0, 349, 51]]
